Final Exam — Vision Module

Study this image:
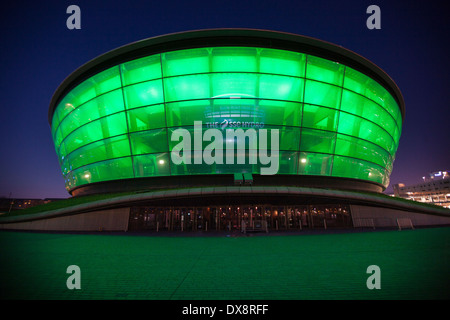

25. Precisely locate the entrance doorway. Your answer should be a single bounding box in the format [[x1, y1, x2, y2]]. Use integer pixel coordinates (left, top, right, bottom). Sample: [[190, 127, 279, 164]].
[[128, 203, 352, 231]]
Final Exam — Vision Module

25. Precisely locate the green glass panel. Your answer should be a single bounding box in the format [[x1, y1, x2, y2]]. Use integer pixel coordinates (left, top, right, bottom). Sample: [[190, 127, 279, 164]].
[[134, 153, 170, 177], [332, 155, 385, 185], [300, 128, 336, 153], [302, 104, 339, 132], [63, 112, 128, 155], [164, 73, 304, 103], [120, 54, 162, 86], [64, 171, 74, 190], [344, 67, 401, 123], [258, 74, 303, 101], [304, 80, 342, 109], [51, 112, 60, 139], [130, 128, 168, 155], [54, 93, 78, 130], [54, 67, 121, 133], [123, 79, 164, 109], [298, 152, 332, 175], [209, 99, 262, 126], [164, 74, 210, 102], [277, 151, 298, 174], [71, 157, 133, 186], [393, 126, 400, 150], [384, 94, 402, 126], [211, 47, 258, 72], [127, 104, 166, 132], [90, 66, 122, 96], [277, 126, 301, 151], [58, 89, 125, 140], [166, 99, 301, 128], [168, 125, 283, 156], [337, 112, 394, 155], [166, 100, 211, 127], [259, 48, 306, 77], [59, 67, 121, 123], [306, 55, 344, 85], [343, 67, 372, 96], [66, 134, 131, 171], [211, 73, 257, 99], [58, 141, 67, 162], [340, 90, 396, 136], [162, 48, 210, 77], [54, 126, 64, 150], [334, 134, 391, 169], [256, 100, 302, 127]]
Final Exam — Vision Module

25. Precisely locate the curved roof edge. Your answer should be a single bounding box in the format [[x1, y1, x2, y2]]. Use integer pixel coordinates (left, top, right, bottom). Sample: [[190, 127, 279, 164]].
[[1, 186, 448, 224], [48, 28, 405, 124]]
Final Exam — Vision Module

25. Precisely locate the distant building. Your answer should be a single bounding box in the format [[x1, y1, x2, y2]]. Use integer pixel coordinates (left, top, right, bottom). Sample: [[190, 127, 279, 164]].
[[0, 198, 63, 212], [394, 171, 450, 208]]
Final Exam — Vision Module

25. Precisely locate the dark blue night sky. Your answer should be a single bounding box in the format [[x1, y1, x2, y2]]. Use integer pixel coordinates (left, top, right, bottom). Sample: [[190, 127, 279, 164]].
[[0, 0, 448, 199]]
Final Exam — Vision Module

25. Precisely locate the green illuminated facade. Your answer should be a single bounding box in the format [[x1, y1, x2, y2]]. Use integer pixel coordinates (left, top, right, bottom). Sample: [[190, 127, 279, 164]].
[[49, 29, 404, 195]]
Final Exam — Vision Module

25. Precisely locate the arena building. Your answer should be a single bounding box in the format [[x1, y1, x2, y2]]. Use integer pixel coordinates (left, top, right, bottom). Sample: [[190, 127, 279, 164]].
[[1, 29, 449, 232]]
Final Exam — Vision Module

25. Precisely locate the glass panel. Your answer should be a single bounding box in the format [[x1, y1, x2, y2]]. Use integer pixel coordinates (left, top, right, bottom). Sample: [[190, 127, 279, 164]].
[[58, 89, 125, 139], [276, 126, 301, 151], [211, 47, 258, 72], [343, 67, 372, 96], [332, 155, 385, 185], [53, 67, 122, 135], [71, 157, 133, 186], [258, 74, 304, 101], [121, 54, 162, 85], [211, 73, 257, 99], [164, 74, 210, 102], [344, 67, 401, 122], [304, 80, 342, 109], [89, 66, 122, 96], [51, 112, 60, 139], [259, 48, 306, 77], [134, 153, 170, 177], [340, 90, 396, 136], [302, 104, 338, 132], [123, 79, 164, 109], [162, 48, 210, 77], [165, 99, 301, 128], [300, 128, 336, 154], [306, 55, 344, 85], [298, 152, 332, 175], [54, 92, 83, 128], [256, 100, 302, 127], [277, 151, 298, 174], [337, 112, 394, 155], [164, 73, 304, 103], [66, 134, 131, 171], [63, 112, 128, 155], [127, 104, 166, 132], [334, 134, 391, 168], [129, 128, 169, 155], [166, 99, 211, 127]]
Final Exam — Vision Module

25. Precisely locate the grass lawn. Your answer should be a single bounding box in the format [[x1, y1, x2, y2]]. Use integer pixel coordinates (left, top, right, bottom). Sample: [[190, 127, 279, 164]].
[[0, 227, 449, 300]]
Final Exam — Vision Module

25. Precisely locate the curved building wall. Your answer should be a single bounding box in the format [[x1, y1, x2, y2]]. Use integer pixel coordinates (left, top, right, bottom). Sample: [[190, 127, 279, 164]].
[[50, 46, 403, 193]]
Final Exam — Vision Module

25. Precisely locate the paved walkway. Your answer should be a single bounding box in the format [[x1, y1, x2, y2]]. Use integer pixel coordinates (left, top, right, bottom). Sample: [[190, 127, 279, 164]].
[[0, 227, 449, 300]]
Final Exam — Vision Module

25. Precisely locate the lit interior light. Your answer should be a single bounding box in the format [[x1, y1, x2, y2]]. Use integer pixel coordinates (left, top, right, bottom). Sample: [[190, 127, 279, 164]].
[[301, 158, 307, 163], [84, 173, 90, 178], [159, 159, 165, 165]]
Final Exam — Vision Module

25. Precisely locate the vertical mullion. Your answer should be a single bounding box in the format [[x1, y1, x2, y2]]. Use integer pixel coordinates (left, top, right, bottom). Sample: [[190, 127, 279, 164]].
[[329, 65, 346, 177], [118, 64, 136, 178], [160, 53, 171, 176]]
